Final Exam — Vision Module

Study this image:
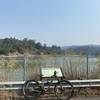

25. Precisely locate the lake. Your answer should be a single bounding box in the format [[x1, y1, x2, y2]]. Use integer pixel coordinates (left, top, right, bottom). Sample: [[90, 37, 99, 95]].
[[0, 55, 99, 82]]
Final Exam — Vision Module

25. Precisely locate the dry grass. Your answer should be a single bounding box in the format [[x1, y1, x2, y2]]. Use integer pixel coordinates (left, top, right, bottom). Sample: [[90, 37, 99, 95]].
[[0, 91, 19, 100], [74, 87, 100, 96]]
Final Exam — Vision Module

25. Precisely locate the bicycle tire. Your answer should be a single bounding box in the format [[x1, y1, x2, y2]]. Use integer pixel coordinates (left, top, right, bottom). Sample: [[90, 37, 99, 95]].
[[54, 80, 74, 100], [22, 80, 44, 100]]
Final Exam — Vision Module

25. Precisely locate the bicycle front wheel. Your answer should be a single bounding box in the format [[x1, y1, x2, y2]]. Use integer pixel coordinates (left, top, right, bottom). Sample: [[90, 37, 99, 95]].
[[54, 80, 74, 100], [22, 80, 44, 100]]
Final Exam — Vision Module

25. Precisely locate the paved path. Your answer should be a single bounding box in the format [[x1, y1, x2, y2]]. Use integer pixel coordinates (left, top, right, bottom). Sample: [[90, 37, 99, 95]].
[[27, 95, 100, 100], [37, 96, 100, 100], [6, 96, 100, 100], [71, 96, 100, 100]]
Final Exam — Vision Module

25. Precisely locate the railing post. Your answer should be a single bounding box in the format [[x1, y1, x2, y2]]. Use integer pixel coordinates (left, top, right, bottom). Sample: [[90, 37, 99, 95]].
[[23, 56, 26, 81], [86, 55, 89, 79]]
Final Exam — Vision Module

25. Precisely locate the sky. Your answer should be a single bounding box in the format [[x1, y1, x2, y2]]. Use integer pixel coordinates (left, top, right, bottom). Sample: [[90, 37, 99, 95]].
[[0, 0, 100, 46]]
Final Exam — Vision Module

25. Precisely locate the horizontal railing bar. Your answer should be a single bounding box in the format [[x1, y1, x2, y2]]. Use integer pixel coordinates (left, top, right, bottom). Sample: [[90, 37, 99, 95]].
[[0, 87, 21, 90], [0, 81, 25, 85], [0, 79, 100, 85], [0, 84, 100, 91], [70, 79, 100, 83]]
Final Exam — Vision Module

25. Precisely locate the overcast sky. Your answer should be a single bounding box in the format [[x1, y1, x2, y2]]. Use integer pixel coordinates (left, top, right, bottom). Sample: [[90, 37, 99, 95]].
[[0, 0, 100, 46]]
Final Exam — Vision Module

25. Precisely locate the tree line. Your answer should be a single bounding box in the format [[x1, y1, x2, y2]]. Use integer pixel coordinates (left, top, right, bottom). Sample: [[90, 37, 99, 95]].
[[66, 45, 100, 56], [0, 38, 64, 55]]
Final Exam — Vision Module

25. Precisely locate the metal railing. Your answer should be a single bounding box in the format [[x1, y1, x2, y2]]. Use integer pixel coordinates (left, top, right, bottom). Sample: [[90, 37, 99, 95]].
[[0, 79, 100, 91]]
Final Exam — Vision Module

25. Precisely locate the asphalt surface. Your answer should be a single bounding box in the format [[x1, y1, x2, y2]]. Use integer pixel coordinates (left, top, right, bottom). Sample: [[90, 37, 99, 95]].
[[71, 96, 100, 100], [1, 96, 99, 100], [37, 96, 100, 100]]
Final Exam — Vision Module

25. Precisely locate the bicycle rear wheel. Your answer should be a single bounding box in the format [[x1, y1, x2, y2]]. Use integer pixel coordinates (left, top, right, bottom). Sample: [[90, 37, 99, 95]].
[[22, 80, 44, 100], [54, 80, 74, 100]]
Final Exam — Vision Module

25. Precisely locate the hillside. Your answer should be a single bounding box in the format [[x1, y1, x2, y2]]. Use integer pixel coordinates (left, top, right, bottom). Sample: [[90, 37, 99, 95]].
[[64, 45, 100, 56], [0, 38, 63, 55]]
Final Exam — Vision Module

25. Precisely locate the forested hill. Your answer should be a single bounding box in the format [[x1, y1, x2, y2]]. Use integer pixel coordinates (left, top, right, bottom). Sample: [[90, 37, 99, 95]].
[[65, 45, 100, 56], [0, 38, 63, 55], [1, 38, 100, 56]]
